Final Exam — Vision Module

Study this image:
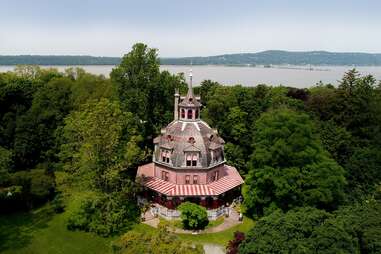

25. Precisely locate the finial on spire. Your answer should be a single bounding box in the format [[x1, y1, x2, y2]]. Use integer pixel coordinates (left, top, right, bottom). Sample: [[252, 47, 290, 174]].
[[189, 68, 193, 90]]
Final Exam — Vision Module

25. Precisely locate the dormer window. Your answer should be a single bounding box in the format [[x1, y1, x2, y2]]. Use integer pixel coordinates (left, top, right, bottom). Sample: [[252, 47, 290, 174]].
[[186, 153, 198, 167], [161, 149, 171, 163], [187, 109, 193, 119]]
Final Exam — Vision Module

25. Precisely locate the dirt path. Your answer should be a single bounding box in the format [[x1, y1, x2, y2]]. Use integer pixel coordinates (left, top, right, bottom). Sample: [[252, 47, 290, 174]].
[[203, 243, 225, 254]]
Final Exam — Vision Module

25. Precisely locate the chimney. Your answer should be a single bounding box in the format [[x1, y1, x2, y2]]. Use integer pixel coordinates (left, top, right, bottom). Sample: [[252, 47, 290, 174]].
[[174, 88, 180, 120]]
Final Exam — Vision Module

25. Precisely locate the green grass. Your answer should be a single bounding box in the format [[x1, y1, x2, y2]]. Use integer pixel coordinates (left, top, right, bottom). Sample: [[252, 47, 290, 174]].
[[177, 216, 255, 246]]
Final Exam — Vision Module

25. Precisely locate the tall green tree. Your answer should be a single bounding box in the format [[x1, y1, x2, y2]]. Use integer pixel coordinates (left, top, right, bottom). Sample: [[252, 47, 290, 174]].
[[243, 108, 346, 216], [60, 98, 144, 192], [13, 77, 73, 169], [111, 43, 185, 141]]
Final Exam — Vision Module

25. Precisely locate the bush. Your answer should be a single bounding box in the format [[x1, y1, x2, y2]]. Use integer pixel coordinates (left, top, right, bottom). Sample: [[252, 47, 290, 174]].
[[226, 231, 245, 254], [67, 192, 139, 237], [0, 169, 55, 212], [178, 202, 209, 230], [51, 192, 65, 213], [112, 223, 204, 254]]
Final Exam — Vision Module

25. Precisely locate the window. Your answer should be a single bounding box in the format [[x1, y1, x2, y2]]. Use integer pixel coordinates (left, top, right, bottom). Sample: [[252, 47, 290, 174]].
[[211, 149, 222, 163], [195, 109, 199, 119], [162, 171, 169, 181], [187, 109, 193, 119], [185, 175, 190, 184], [211, 171, 219, 182], [161, 150, 170, 163], [186, 153, 198, 167], [181, 109, 185, 119], [193, 175, 198, 184]]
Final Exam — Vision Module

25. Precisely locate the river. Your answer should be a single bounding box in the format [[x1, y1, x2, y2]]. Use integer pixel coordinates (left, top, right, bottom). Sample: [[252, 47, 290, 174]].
[[1, 65, 381, 88]]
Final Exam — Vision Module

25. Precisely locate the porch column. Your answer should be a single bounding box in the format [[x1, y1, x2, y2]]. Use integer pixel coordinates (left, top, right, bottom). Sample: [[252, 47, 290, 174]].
[[200, 197, 207, 207], [179, 196, 185, 206], [167, 197, 174, 209], [212, 196, 219, 209]]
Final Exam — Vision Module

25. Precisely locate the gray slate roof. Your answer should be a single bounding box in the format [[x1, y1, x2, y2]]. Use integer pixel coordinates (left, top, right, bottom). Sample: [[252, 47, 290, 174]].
[[154, 120, 225, 168]]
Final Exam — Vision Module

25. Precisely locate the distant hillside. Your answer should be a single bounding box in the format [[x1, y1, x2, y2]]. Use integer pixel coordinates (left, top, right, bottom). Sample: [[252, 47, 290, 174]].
[[160, 50, 381, 66], [1, 51, 381, 66], [0, 55, 121, 65]]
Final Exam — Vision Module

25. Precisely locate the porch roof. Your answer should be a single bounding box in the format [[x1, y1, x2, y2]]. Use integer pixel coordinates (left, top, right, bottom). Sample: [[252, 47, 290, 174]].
[[137, 163, 243, 197]]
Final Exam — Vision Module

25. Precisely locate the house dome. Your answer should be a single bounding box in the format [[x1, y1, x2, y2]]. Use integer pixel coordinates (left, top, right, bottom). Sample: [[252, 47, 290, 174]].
[[153, 119, 225, 168]]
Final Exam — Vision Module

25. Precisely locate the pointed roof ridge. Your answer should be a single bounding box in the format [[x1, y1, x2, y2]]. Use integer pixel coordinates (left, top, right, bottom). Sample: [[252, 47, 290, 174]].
[[179, 69, 201, 107]]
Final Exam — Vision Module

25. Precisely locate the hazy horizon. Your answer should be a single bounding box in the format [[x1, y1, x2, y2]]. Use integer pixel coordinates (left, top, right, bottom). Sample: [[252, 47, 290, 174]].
[[1, 0, 381, 57]]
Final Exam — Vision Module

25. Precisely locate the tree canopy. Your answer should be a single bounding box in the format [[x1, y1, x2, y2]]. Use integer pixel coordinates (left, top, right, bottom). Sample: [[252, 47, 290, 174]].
[[243, 108, 346, 216]]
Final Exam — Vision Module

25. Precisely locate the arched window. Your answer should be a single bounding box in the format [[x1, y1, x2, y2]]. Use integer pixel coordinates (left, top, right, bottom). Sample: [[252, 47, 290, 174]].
[[195, 109, 199, 119], [161, 149, 170, 163], [187, 109, 193, 119], [186, 153, 198, 166], [181, 109, 185, 119]]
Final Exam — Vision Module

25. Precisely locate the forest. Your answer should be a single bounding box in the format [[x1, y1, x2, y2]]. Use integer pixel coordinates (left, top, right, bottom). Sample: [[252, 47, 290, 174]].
[[0, 43, 381, 254]]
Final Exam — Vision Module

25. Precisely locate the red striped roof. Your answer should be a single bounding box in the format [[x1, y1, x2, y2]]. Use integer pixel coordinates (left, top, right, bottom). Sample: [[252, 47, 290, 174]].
[[138, 164, 243, 197]]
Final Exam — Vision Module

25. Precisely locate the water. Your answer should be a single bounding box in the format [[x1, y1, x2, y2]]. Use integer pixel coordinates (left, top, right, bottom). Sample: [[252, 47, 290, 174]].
[[1, 65, 381, 88]]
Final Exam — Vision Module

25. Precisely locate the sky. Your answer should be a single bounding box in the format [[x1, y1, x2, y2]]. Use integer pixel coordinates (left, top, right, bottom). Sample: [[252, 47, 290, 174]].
[[1, 0, 381, 57]]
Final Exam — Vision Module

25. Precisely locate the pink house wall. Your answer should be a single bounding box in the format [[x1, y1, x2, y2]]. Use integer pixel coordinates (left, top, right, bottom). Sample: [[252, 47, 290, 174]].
[[154, 164, 225, 185]]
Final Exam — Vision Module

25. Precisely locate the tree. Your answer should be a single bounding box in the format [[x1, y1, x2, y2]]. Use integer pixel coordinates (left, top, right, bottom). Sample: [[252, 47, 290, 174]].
[[178, 202, 209, 230], [67, 191, 139, 236], [243, 108, 346, 217], [334, 200, 381, 254], [13, 77, 73, 169], [60, 98, 144, 192], [345, 147, 381, 199], [0, 146, 12, 185], [239, 207, 357, 254], [111, 43, 185, 139]]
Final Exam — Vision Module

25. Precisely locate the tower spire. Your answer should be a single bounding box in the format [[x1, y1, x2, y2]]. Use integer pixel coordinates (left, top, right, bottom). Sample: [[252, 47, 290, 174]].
[[187, 67, 194, 98]]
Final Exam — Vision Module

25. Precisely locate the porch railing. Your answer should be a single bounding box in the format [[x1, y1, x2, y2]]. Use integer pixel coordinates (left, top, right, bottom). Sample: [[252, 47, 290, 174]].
[[152, 204, 228, 220]]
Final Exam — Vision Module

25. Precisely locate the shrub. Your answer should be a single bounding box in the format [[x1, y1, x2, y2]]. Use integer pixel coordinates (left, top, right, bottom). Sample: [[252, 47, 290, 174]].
[[226, 231, 245, 254], [51, 192, 65, 213], [112, 223, 204, 254], [178, 202, 209, 230], [67, 192, 139, 236]]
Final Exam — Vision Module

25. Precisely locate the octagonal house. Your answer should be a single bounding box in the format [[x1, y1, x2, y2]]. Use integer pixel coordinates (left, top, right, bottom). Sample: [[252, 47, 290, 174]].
[[136, 72, 244, 220]]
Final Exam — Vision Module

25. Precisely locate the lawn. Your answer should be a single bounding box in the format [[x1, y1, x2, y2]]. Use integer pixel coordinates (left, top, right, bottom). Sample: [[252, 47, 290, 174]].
[[0, 172, 254, 253], [177, 216, 255, 246], [161, 216, 225, 230], [0, 171, 114, 254], [0, 195, 113, 254]]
